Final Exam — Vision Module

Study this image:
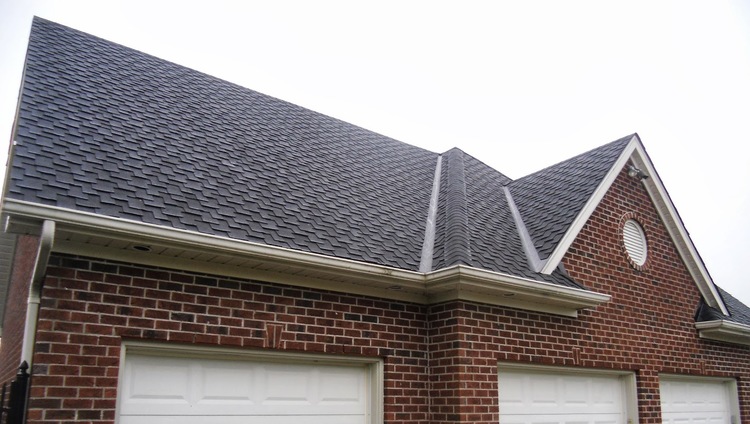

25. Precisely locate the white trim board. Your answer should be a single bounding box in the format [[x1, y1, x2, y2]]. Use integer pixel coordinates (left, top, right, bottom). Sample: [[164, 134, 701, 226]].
[[539, 134, 728, 315], [2, 199, 610, 317]]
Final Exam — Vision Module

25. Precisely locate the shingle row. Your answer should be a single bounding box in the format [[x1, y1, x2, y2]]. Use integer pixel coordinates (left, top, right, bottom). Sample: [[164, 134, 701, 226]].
[[6, 18, 630, 291]]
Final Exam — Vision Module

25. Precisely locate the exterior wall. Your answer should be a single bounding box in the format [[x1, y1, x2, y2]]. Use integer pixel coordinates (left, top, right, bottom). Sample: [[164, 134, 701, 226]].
[[16, 165, 750, 423], [424, 165, 750, 424], [28, 255, 429, 423], [0, 235, 39, 384], [562, 165, 750, 422]]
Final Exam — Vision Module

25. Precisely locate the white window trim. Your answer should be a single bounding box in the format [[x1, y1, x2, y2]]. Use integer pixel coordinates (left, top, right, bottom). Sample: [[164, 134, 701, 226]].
[[116, 341, 384, 424], [498, 363, 640, 424]]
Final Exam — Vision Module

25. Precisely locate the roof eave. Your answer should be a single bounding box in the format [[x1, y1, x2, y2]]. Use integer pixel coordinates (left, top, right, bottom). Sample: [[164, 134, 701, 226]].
[[425, 265, 611, 317], [695, 320, 750, 346], [2, 199, 610, 317]]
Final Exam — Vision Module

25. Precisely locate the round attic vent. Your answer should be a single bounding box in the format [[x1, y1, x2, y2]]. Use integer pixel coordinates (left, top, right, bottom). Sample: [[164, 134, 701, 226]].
[[623, 219, 647, 267]]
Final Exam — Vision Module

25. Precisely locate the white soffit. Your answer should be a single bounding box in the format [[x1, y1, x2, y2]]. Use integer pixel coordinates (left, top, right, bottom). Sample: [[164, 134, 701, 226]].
[[695, 320, 750, 346], [2, 199, 610, 317]]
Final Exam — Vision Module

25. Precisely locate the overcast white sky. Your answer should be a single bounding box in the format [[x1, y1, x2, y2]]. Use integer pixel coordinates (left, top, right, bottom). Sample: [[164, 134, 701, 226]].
[[1, 1, 749, 305]]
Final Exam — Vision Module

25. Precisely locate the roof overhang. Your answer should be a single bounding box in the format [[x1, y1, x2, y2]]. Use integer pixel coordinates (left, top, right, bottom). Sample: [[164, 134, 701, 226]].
[[541, 134, 729, 315], [2, 199, 610, 318], [695, 320, 750, 346]]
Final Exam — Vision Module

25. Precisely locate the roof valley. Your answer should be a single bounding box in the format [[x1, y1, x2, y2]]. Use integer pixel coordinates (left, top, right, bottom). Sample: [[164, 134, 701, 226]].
[[503, 186, 544, 272]]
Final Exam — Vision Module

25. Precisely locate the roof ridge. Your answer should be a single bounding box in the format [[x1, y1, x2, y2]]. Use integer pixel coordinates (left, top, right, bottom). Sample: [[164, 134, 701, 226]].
[[440, 149, 472, 267], [441, 147, 513, 184]]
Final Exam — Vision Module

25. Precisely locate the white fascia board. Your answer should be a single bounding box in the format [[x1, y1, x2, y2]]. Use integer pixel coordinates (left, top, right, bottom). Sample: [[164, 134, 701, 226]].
[[3, 199, 421, 285], [2, 199, 610, 316], [540, 135, 639, 274], [629, 146, 729, 315], [537, 135, 728, 316], [695, 320, 750, 346]]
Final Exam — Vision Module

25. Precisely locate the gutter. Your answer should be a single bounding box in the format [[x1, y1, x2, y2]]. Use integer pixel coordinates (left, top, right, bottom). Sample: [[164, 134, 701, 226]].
[[3, 199, 610, 317], [695, 320, 750, 347], [426, 265, 610, 317], [3, 199, 419, 285], [21, 220, 55, 366]]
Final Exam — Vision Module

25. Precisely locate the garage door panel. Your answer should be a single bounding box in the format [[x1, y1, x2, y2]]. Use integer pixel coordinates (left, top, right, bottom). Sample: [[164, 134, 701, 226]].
[[499, 415, 620, 424], [122, 355, 193, 406], [197, 359, 256, 402], [319, 367, 365, 402], [499, 368, 629, 424], [660, 378, 735, 424], [120, 414, 367, 424], [119, 352, 370, 422]]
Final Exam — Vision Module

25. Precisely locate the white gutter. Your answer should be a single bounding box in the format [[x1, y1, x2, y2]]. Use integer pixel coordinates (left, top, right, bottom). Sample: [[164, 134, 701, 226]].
[[3, 199, 420, 285], [3, 199, 611, 317], [425, 265, 611, 317], [21, 219, 55, 366], [695, 320, 750, 346]]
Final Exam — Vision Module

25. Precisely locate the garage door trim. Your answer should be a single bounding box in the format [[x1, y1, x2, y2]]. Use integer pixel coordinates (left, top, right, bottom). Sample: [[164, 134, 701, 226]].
[[498, 363, 639, 424], [659, 373, 740, 424], [116, 341, 384, 424]]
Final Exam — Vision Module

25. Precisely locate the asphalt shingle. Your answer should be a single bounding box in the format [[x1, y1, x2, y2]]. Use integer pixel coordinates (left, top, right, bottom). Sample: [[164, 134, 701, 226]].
[[697, 287, 750, 326], [5, 18, 746, 310], [8, 18, 437, 271], [508, 136, 633, 260]]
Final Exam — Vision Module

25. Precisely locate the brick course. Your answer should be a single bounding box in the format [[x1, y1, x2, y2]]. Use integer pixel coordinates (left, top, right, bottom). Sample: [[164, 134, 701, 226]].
[[13, 164, 750, 423], [426, 165, 750, 423], [29, 255, 430, 423], [0, 235, 38, 384]]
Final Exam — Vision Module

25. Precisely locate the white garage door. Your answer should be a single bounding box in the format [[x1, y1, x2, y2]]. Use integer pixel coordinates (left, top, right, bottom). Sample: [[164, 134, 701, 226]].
[[117, 349, 375, 424], [660, 377, 737, 424], [499, 368, 632, 424]]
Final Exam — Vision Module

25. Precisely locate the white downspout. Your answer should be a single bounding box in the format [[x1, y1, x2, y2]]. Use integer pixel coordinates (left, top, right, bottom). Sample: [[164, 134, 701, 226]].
[[20, 220, 55, 366]]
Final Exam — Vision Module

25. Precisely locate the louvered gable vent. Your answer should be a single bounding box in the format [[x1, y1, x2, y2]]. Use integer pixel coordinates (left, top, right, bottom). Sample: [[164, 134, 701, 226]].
[[623, 219, 647, 266]]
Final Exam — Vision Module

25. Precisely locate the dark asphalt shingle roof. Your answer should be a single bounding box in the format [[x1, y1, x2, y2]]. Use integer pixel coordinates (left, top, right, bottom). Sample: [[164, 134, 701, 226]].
[[430, 149, 581, 287], [697, 287, 750, 326], [508, 136, 632, 260], [4, 17, 747, 312], [8, 17, 437, 271]]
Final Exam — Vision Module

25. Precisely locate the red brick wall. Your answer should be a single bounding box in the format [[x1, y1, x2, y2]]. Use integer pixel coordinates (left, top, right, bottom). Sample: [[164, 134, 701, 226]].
[[19, 165, 750, 423], [0, 235, 39, 384], [28, 256, 429, 423], [562, 164, 750, 422], [421, 165, 750, 423]]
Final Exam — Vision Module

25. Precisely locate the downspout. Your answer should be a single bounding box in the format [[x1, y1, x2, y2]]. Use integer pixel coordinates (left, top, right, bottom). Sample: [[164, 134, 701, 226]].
[[20, 220, 55, 367]]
